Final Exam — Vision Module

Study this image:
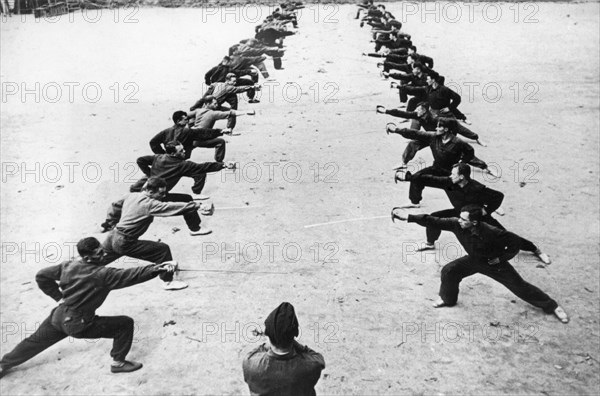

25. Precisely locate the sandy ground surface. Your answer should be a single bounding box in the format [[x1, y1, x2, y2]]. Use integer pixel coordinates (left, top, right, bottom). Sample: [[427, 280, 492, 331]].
[[1, 2, 599, 395]]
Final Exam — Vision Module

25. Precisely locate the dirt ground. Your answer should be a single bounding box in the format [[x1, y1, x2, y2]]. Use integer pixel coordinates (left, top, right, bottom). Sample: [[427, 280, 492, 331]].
[[1, 2, 599, 395]]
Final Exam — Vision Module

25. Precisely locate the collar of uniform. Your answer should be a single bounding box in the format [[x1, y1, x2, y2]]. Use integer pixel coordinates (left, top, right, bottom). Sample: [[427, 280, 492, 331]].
[[458, 180, 473, 191], [267, 347, 298, 360], [439, 135, 457, 146], [469, 224, 483, 238]]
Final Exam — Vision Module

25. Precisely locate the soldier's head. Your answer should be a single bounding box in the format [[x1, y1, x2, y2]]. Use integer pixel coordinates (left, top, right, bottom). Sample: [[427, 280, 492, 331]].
[[77, 237, 106, 264], [412, 62, 423, 76], [425, 71, 439, 86], [459, 205, 484, 229], [172, 110, 187, 126], [408, 45, 417, 55], [221, 56, 231, 66], [165, 140, 186, 159], [264, 302, 299, 350], [203, 95, 220, 110], [225, 73, 237, 85], [436, 117, 457, 135], [451, 163, 472, 184], [415, 102, 429, 117], [143, 177, 168, 201], [429, 71, 444, 86]]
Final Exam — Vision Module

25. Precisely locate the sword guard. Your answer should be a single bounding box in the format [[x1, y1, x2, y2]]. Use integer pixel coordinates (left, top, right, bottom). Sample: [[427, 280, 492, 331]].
[[394, 170, 411, 184], [386, 122, 396, 135], [391, 207, 402, 223]]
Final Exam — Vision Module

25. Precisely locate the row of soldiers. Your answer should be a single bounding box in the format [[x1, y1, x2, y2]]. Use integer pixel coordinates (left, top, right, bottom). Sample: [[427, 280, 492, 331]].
[[1, 3, 327, 395], [357, 0, 569, 324]]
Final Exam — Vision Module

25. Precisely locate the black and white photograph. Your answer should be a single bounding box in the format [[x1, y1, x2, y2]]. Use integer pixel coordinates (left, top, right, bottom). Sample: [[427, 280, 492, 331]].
[[1, 0, 599, 394]]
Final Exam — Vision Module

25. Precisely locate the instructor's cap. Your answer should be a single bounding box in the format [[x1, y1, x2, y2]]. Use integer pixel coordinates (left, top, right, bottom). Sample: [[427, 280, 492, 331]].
[[264, 302, 299, 346]]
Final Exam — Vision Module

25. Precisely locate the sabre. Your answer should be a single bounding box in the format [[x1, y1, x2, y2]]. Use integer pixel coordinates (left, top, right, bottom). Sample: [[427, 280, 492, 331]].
[[175, 268, 289, 275], [335, 130, 384, 139], [304, 215, 389, 229], [338, 91, 383, 101], [339, 108, 380, 113]]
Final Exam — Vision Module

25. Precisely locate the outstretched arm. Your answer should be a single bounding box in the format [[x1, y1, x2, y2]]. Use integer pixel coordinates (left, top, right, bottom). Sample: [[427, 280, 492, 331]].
[[407, 214, 458, 231], [102, 263, 173, 290], [233, 109, 256, 117], [228, 85, 257, 94], [148, 199, 199, 217], [454, 123, 479, 141], [382, 108, 418, 120], [407, 173, 453, 189], [180, 161, 226, 179], [389, 127, 437, 141]]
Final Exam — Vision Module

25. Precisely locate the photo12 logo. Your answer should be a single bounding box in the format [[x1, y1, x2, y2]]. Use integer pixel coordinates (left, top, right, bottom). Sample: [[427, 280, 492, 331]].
[[398, 321, 541, 344], [399, 2, 541, 24], [199, 3, 339, 24], [220, 161, 340, 184], [248, 81, 339, 105], [1, 82, 140, 104], [1, 161, 143, 185], [195, 321, 340, 344], [1, 241, 78, 264], [1, 4, 141, 24], [201, 241, 339, 264], [445, 81, 540, 104]]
